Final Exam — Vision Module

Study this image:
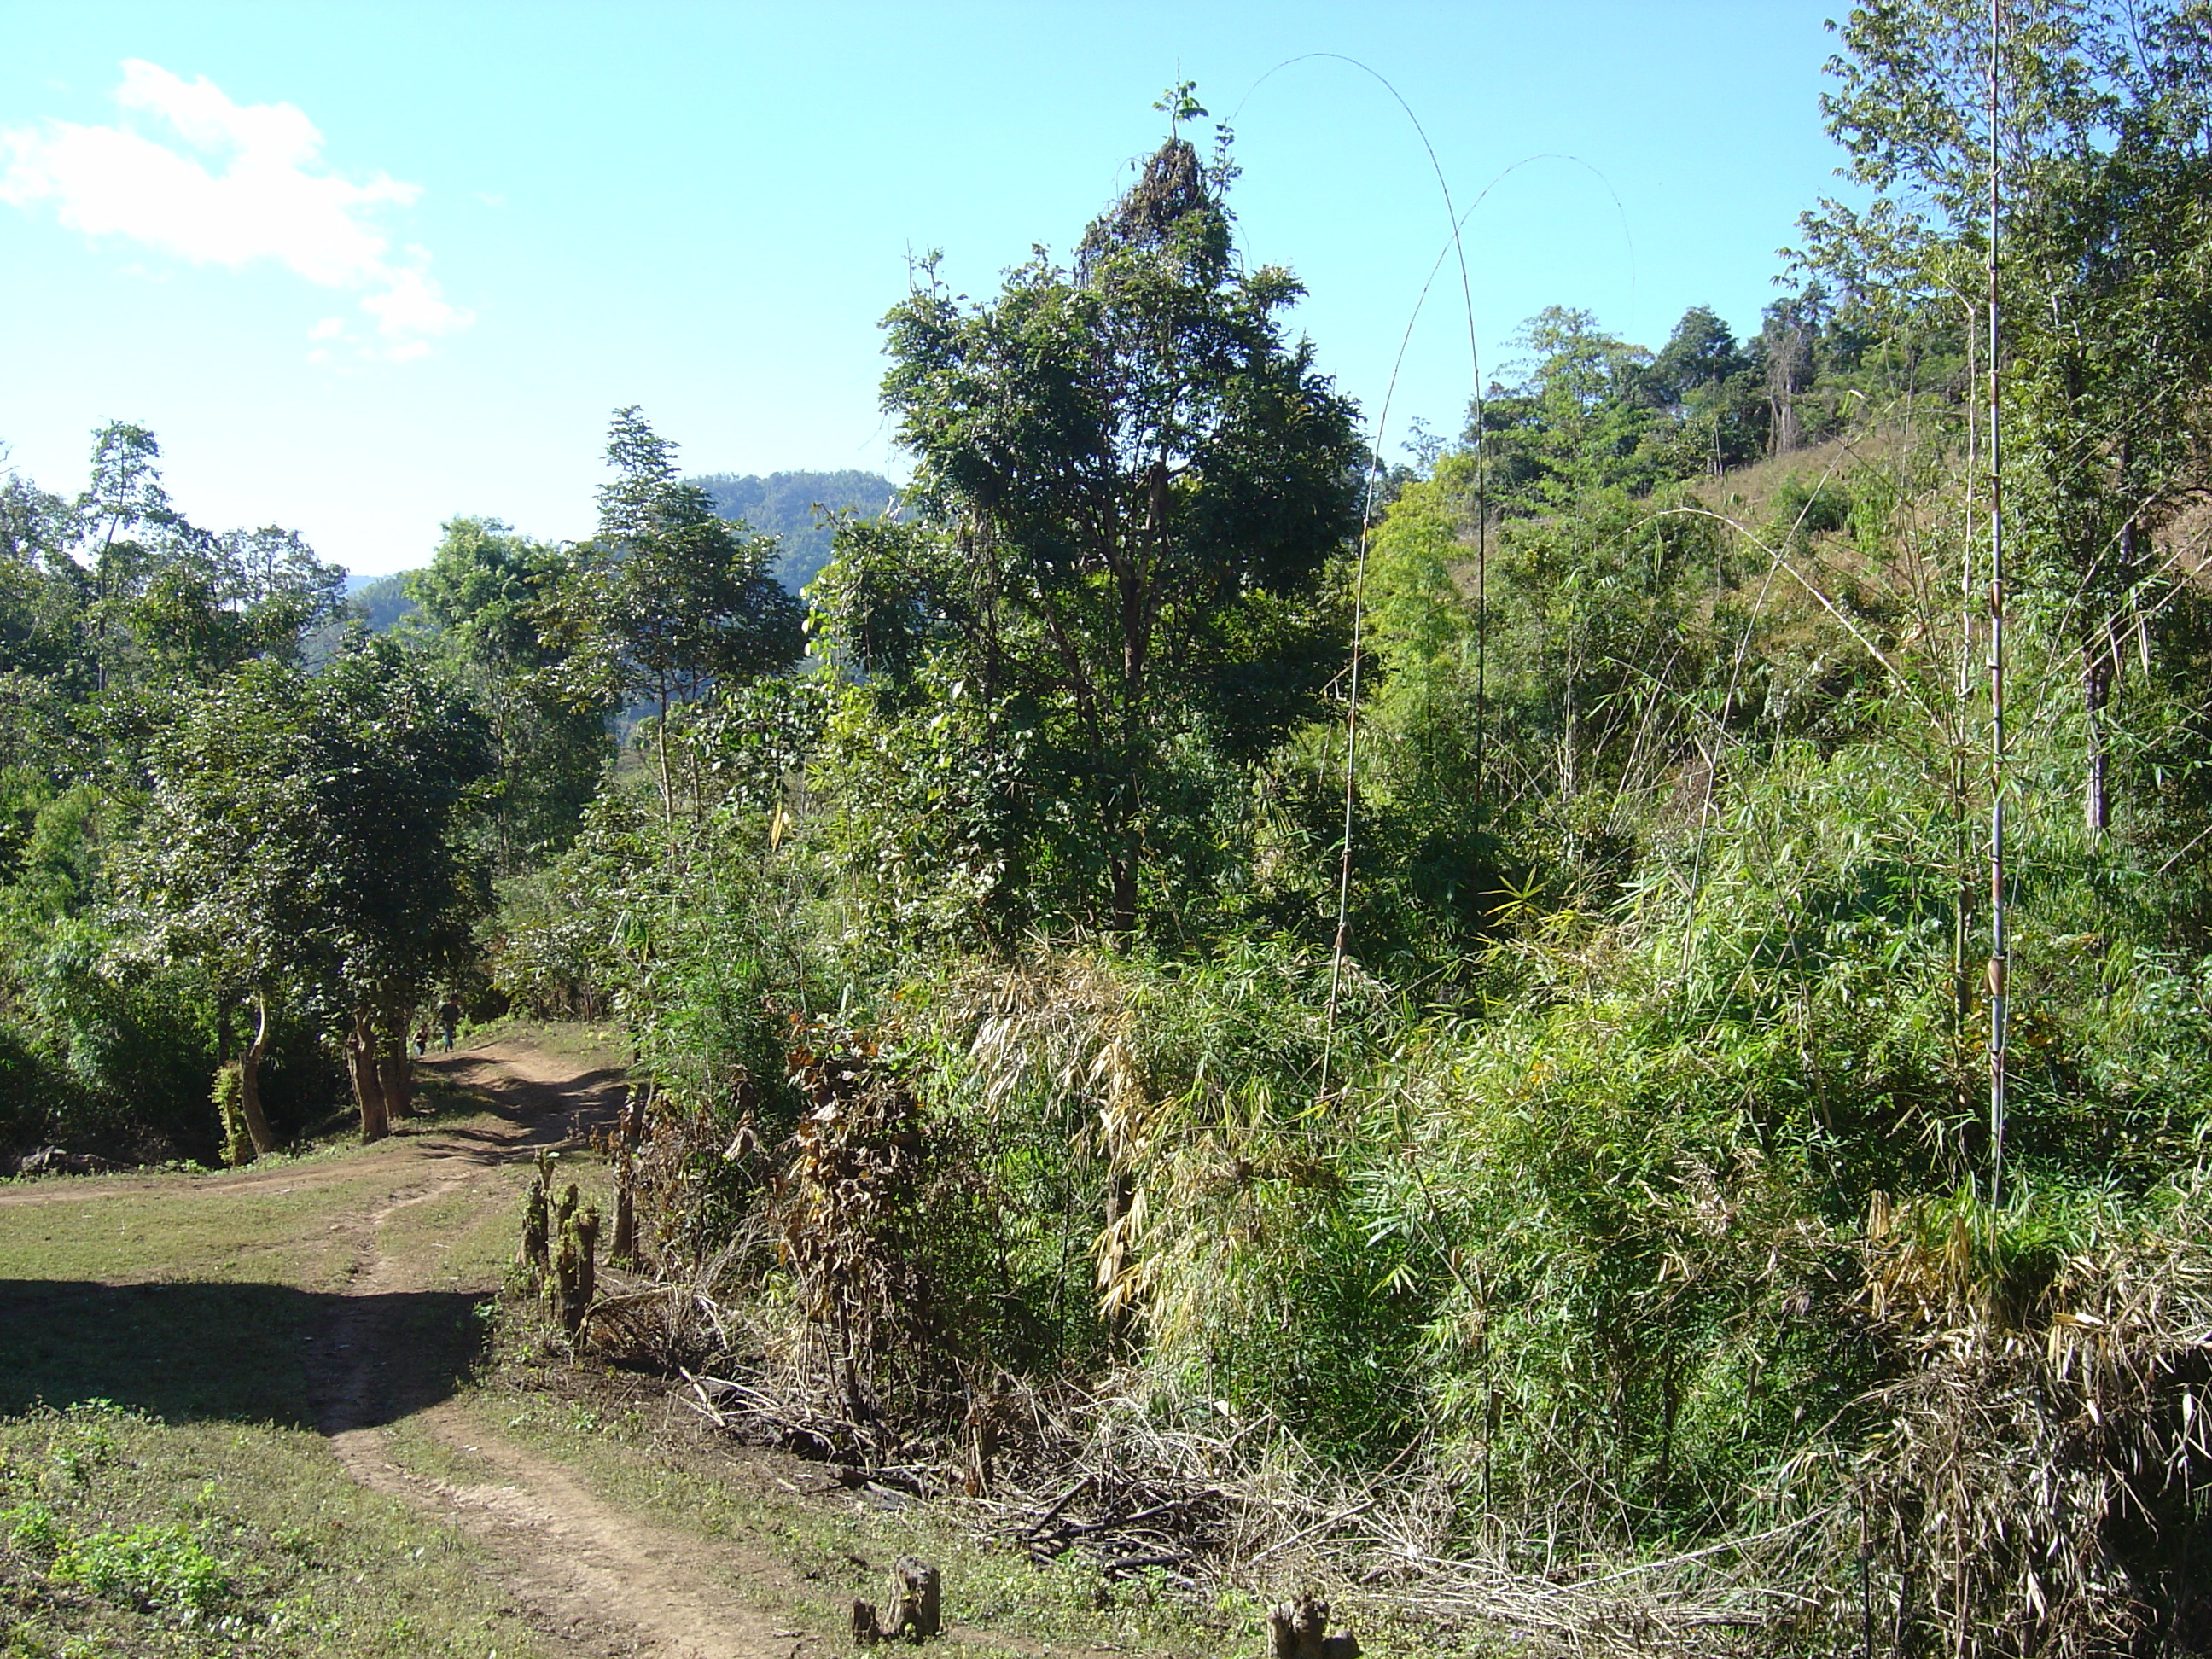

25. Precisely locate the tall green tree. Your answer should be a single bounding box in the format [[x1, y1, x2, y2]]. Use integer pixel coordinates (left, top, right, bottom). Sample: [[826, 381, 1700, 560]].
[[129, 525, 345, 684], [1806, 0, 2212, 833], [1483, 306, 1662, 512], [408, 516, 608, 870], [125, 642, 491, 1145], [72, 422, 193, 696], [817, 115, 1365, 940], [1648, 305, 1767, 474], [0, 473, 92, 748], [540, 410, 805, 814], [121, 663, 323, 1156], [33, 425, 347, 701]]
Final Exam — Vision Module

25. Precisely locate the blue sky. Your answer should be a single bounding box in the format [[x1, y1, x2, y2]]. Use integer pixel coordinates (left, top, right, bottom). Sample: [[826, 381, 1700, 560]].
[[1, 2, 1853, 578]]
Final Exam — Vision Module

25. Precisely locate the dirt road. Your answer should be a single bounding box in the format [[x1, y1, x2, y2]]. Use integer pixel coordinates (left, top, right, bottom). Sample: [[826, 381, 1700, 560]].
[[304, 1039, 821, 1659], [2, 1036, 1146, 1659], [1, 1037, 831, 1656]]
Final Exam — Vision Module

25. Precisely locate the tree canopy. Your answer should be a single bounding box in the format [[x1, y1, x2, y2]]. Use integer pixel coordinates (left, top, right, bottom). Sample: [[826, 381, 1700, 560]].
[[814, 129, 1365, 940]]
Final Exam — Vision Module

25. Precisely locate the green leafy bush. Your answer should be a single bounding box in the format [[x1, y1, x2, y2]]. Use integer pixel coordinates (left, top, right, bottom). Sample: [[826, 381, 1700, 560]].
[[3, 1501, 61, 1557], [49, 1522, 230, 1621]]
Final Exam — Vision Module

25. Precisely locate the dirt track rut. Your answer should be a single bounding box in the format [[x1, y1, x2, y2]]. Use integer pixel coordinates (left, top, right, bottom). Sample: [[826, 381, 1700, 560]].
[[306, 1042, 815, 1659]]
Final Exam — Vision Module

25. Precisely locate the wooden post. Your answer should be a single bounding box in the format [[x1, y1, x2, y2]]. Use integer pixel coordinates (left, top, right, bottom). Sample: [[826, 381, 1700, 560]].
[[1267, 1594, 1359, 1659]]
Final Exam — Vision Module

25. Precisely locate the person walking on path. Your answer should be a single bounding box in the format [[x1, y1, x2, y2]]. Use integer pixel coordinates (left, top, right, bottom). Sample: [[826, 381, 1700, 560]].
[[436, 996, 460, 1052]]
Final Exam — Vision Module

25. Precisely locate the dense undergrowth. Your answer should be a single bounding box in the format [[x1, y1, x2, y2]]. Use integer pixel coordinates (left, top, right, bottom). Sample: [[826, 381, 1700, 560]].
[[7, 6, 2212, 1650], [501, 683, 2212, 1650], [483, 258, 2212, 1644], [481, 47, 2212, 1638]]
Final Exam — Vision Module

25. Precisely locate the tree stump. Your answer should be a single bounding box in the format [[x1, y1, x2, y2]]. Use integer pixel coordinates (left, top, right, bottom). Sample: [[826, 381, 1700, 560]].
[[554, 1204, 600, 1336], [609, 1142, 637, 1266], [853, 1556, 940, 1644], [521, 1180, 550, 1285], [619, 1085, 650, 1144], [963, 1389, 1003, 1497], [1267, 1594, 1357, 1659]]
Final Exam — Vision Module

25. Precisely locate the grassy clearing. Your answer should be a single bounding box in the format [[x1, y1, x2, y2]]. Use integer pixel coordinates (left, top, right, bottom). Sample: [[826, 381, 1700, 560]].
[[0, 1401, 551, 1659], [377, 1179, 527, 1295], [0, 1091, 520, 1423], [0, 1166, 389, 1425], [0, 1088, 540, 1657]]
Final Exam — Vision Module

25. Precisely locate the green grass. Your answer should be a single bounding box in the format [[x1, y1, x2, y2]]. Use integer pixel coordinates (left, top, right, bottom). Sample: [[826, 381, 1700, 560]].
[[0, 1106, 515, 1425], [2, 1166, 383, 1424], [377, 1179, 530, 1293], [0, 1401, 551, 1659], [0, 1089, 543, 1656]]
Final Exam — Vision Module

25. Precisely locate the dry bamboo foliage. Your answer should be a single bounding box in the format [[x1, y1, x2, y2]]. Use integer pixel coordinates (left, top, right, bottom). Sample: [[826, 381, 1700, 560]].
[[558, 969, 2212, 1655], [617, 1150, 2212, 1650], [1840, 1192, 2212, 1656]]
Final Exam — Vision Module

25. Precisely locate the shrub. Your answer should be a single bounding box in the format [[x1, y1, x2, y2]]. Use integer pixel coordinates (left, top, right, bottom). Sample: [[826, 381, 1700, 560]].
[[49, 1522, 230, 1621]]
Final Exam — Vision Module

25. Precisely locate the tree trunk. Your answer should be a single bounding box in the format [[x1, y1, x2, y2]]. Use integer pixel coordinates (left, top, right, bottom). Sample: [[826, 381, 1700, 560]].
[[1765, 323, 1808, 456], [2085, 642, 2112, 837], [1097, 464, 1165, 953], [655, 688, 674, 823], [380, 1030, 413, 1121], [853, 1557, 941, 1645], [609, 1143, 637, 1266], [348, 1010, 389, 1144], [1108, 854, 1138, 950], [2084, 518, 2139, 838], [236, 991, 278, 1156]]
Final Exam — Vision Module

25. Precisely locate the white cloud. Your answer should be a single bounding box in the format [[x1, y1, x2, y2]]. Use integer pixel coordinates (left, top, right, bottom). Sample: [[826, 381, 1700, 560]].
[[1, 60, 473, 360]]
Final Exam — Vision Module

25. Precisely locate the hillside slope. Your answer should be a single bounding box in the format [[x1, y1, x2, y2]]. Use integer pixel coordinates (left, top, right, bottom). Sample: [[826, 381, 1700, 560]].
[[691, 469, 901, 594]]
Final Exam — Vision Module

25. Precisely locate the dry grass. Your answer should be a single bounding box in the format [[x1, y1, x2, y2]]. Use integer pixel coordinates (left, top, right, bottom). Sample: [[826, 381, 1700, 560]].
[[566, 958, 2212, 1656]]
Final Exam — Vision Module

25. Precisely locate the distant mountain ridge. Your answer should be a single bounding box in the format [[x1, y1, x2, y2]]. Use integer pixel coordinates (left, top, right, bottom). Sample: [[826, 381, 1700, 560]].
[[339, 470, 902, 638], [690, 469, 902, 594], [348, 573, 416, 632]]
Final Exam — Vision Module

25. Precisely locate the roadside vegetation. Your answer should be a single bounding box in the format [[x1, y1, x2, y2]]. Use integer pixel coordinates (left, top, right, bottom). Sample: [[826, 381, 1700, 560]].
[[6, 5, 2212, 1650], [0, 1401, 544, 1659]]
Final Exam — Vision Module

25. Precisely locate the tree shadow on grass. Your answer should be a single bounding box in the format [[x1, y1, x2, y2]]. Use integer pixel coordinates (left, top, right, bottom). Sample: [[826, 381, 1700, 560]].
[[0, 1278, 485, 1429], [292, 1054, 632, 1162], [354, 1061, 634, 1169]]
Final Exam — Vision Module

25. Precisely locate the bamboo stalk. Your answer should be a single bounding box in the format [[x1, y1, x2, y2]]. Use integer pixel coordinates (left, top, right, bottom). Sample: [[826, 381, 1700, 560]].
[[1987, 0, 2010, 1208]]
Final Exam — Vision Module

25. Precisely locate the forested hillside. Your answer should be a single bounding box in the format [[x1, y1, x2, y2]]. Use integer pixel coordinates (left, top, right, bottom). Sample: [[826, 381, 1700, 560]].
[[6, 6, 2212, 1650], [691, 468, 901, 593], [344, 571, 415, 632]]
